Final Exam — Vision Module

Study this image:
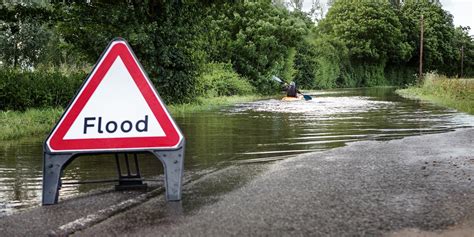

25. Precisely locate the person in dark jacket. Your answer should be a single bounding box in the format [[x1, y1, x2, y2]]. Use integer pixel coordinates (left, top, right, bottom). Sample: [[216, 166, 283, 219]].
[[286, 81, 297, 97]]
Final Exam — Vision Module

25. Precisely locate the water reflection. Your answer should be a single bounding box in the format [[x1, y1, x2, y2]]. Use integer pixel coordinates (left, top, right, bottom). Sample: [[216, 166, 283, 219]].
[[0, 87, 473, 215]]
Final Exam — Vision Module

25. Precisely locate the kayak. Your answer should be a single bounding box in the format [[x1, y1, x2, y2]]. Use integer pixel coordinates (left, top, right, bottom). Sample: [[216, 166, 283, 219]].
[[281, 95, 304, 101]]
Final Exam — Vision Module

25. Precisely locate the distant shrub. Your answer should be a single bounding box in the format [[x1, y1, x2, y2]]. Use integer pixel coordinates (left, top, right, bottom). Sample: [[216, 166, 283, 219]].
[[315, 57, 340, 89], [0, 69, 85, 111], [280, 48, 297, 84], [197, 63, 255, 97], [294, 41, 318, 89], [346, 64, 387, 87], [338, 71, 357, 88], [385, 66, 417, 86]]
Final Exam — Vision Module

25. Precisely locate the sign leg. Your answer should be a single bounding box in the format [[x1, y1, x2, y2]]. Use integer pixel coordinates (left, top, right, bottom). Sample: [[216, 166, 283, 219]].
[[42, 153, 74, 205], [153, 147, 185, 201]]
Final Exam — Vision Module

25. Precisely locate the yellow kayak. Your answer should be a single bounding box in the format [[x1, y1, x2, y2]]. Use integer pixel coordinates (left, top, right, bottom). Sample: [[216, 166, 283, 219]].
[[281, 95, 304, 101]]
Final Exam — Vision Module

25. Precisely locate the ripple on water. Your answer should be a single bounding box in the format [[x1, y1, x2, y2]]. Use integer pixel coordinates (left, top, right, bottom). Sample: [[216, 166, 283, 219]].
[[230, 96, 395, 115]]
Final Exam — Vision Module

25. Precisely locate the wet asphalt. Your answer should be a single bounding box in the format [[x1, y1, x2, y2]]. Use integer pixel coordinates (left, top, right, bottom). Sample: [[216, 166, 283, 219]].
[[1, 128, 473, 236]]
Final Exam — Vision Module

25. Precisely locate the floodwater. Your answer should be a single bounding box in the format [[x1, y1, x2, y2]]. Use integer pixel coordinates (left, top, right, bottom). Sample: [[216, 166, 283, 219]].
[[0, 87, 473, 216]]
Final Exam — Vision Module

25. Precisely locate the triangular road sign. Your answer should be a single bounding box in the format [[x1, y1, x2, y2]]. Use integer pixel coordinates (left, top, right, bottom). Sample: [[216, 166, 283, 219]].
[[46, 39, 183, 153]]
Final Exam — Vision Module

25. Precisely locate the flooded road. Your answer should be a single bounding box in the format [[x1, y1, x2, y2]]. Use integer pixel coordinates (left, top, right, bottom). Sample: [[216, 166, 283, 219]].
[[1, 87, 473, 216]]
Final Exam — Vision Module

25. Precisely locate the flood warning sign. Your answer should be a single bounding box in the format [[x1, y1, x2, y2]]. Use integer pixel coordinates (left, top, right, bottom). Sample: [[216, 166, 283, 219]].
[[46, 39, 183, 152]]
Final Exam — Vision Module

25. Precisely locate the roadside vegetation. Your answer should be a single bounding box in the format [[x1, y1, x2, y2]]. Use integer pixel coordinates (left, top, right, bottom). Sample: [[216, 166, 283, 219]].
[[397, 74, 474, 114], [0, 108, 63, 140], [1, 0, 473, 140]]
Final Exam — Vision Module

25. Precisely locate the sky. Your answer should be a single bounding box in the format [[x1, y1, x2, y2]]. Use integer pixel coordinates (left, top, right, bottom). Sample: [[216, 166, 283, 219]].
[[301, 0, 474, 35], [441, 0, 474, 35]]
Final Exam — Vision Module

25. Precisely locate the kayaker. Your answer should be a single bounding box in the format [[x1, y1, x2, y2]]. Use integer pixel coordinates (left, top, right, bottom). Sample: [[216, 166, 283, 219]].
[[286, 81, 297, 97]]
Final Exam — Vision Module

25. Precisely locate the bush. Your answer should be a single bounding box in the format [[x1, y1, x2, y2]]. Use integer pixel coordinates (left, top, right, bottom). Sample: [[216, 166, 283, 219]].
[[384, 66, 417, 86], [313, 35, 348, 89], [346, 64, 387, 87], [0, 69, 85, 111], [294, 41, 317, 89], [280, 48, 297, 84], [197, 63, 255, 97]]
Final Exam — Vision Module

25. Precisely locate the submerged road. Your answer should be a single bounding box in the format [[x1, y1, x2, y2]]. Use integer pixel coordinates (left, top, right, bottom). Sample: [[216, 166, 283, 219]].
[[1, 129, 473, 236]]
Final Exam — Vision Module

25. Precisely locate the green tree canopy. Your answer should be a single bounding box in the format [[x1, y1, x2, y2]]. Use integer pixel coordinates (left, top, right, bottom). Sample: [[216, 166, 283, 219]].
[[207, 1, 309, 92], [401, 0, 458, 76], [320, 0, 411, 64]]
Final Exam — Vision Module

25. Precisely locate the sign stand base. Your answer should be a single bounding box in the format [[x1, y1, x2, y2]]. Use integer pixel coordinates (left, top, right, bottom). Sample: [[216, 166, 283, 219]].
[[42, 145, 185, 205], [114, 153, 147, 191]]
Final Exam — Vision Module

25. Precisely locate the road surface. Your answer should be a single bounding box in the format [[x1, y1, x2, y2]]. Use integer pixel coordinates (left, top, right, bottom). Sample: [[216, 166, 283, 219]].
[[1, 129, 473, 236]]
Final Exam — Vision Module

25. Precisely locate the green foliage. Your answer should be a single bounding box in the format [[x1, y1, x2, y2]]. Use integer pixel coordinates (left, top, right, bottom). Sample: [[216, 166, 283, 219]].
[[197, 63, 255, 97], [397, 74, 474, 114], [314, 35, 349, 88], [206, 2, 309, 93], [294, 40, 318, 89], [384, 65, 417, 86], [420, 74, 474, 101], [293, 32, 351, 89], [0, 3, 54, 69], [1, 0, 473, 111], [453, 26, 474, 78], [316, 0, 413, 87], [55, 2, 208, 104], [0, 69, 85, 111], [280, 48, 297, 83], [400, 0, 458, 76], [349, 64, 387, 87], [0, 108, 63, 140], [320, 0, 411, 64], [315, 57, 340, 88]]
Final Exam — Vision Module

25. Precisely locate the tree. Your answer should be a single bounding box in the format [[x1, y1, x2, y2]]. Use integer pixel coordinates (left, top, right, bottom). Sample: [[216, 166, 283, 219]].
[[272, 0, 286, 8], [54, 1, 215, 103], [308, 0, 325, 22], [452, 26, 474, 77], [318, 0, 411, 86], [321, 0, 410, 64], [207, 1, 309, 92], [401, 0, 458, 76], [0, 3, 53, 69], [288, 0, 303, 11]]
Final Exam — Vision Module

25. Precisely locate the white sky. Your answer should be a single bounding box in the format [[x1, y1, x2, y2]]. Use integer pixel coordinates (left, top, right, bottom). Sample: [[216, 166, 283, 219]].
[[441, 0, 474, 35], [302, 0, 474, 35]]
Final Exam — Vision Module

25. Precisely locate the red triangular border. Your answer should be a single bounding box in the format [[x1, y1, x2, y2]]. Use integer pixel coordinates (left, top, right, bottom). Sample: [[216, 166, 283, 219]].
[[46, 39, 183, 152]]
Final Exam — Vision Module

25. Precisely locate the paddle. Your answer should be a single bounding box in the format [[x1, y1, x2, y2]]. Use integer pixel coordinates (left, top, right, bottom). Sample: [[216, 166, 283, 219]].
[[300, 93, 313, 101], [271, 76, 312, 101]]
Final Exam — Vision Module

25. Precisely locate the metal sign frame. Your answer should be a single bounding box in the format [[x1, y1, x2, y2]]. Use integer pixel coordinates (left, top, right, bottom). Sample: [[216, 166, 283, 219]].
[[42, 38, 185, 205], [42, 143, 185, 205]]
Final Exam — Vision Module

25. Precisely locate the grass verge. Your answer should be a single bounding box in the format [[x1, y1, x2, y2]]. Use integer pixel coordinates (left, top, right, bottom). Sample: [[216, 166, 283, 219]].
[[397, 74, 474, 114], [0, 95, 267, 141], [0, 108, 64, 141]]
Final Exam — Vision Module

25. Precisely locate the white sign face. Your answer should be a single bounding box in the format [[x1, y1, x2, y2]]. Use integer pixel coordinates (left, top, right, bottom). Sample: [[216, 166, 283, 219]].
[[46, 39, 183, 152], [63, 57, 165, 139]]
